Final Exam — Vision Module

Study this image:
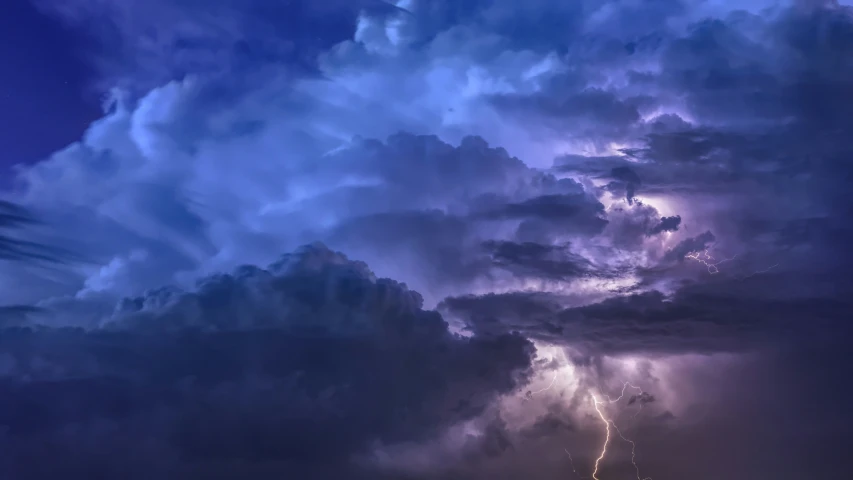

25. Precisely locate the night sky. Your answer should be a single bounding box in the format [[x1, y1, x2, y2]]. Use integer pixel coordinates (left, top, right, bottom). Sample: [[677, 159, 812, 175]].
[[1, 1, 852, 479], [0, 0, 101, 172]]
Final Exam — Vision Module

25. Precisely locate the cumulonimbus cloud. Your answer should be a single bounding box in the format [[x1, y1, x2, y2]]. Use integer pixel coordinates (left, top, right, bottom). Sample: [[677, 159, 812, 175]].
[[0, 243, 534, 477], [2, 0, 853, 478]]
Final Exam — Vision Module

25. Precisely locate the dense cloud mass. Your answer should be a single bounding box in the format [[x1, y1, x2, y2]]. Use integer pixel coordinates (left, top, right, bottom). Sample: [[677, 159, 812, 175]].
[[0, 244, 533, 477], [2, 0, 853, 478]]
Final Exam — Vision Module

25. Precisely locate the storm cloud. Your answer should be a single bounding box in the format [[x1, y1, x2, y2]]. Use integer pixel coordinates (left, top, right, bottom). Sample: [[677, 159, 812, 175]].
[[0, 244, 533, 478], [2, 0, 853, 478]]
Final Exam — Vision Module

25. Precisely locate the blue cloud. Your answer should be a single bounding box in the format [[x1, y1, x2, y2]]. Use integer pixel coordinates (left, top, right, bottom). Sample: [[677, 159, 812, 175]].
[[0, 243, 533, 477], [3, 1, 853, 477]]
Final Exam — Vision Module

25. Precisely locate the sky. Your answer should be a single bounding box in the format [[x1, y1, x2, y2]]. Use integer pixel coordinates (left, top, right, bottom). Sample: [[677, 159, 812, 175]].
[[1, 0, 852, 478], [0, 0, 102, 173]]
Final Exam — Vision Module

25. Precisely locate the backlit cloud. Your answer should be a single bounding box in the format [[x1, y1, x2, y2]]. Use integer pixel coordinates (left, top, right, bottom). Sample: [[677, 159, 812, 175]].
[[2, 0, 852, 478]]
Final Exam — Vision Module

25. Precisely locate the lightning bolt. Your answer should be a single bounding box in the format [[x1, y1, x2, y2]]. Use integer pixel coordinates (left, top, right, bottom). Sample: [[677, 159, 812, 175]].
[[685, 248, 736, 274], [630, 392, 651, 419], [610, 419, 652, 480], [591, 393, 613, 480], [565, 450, 588, 479], [522, 371, 559, 402], [533, 372, 559, 395], [686, 247, 782, 280], [737, 263, 779, 281], [590, 382, 652, 480], [524, 352, 652, 479]]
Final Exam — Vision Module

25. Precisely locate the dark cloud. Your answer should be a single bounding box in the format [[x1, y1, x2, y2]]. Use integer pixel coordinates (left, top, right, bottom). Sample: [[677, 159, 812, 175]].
[[482, 240, 592, 280], [628, 391, 655, 406], [0, 244, 534, 478], [664, 231, 715, 262], [445, 279, 853, 356], [6, 1, 853, 479], [609, 166, 642, 205], [0, 305, 43, 327], [480, 194, 608, 242], [495, 194, 601, 221], [610, 166, 642, 185], [601, 201, 677, 249], [519, 410, 574, 439], [649, 215, 682, 235], [622, 130, 736, 165], [440, 291, 566, 341]]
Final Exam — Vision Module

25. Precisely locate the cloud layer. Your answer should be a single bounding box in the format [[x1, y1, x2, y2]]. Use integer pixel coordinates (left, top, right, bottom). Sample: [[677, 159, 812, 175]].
[[2, 0, 853, 478], [0, 243, 533, 477]]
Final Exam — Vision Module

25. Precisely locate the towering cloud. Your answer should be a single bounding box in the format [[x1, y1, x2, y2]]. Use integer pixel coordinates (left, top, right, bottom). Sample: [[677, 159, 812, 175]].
[[0, 243, 534, 477], [1, 1, 852, 478]]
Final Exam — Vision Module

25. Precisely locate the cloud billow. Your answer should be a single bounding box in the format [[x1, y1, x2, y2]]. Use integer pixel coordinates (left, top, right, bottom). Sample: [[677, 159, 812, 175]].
[[0, 243, 533, 478], [2, 0, 853, 478], [649, 215, 682, 235]]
